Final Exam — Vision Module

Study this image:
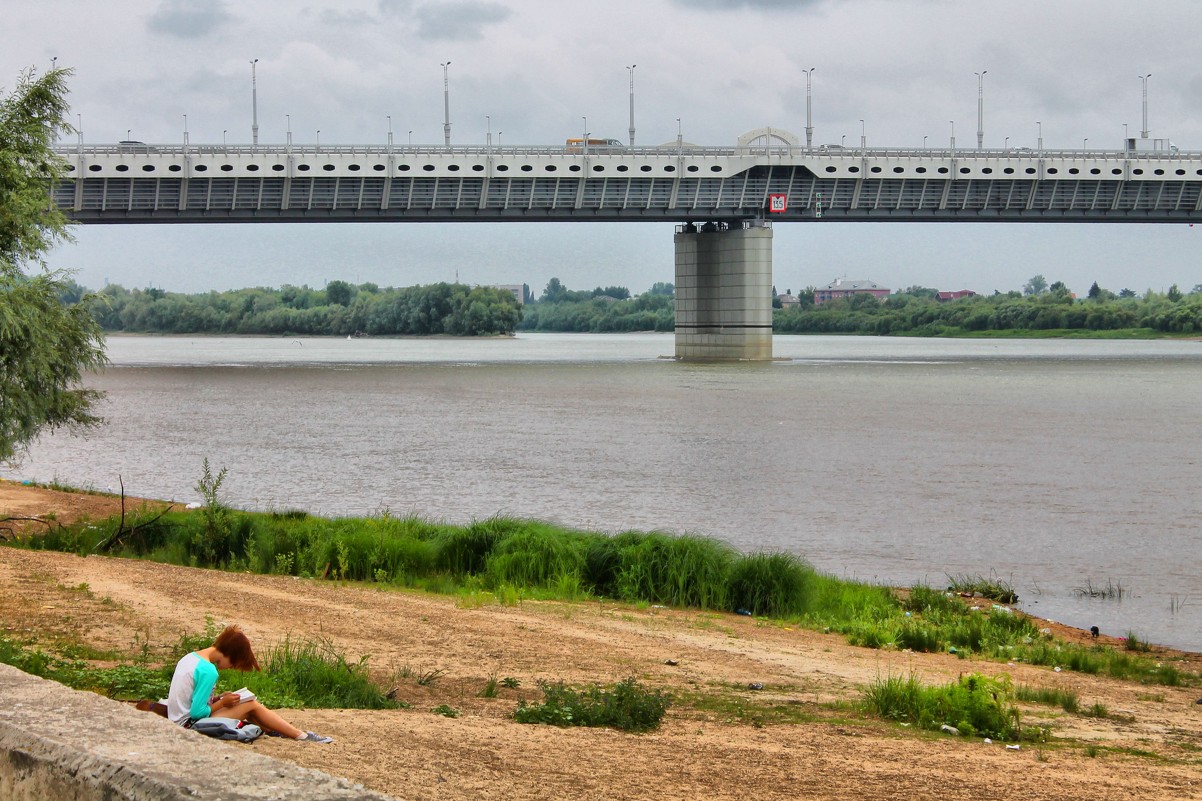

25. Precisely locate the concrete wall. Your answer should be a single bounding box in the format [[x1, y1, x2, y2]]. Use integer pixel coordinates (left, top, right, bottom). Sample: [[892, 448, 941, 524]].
[[0, 664, 397, 801], [674, 223, 773, 360]]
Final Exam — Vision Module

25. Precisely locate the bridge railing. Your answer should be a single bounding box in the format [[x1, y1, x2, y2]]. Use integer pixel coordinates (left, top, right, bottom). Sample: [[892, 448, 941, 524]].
[[56, 144, 1197, 161]]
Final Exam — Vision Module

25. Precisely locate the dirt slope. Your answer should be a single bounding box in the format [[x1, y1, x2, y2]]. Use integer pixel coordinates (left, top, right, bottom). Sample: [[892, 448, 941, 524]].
[[2, 480, 1200, 801]]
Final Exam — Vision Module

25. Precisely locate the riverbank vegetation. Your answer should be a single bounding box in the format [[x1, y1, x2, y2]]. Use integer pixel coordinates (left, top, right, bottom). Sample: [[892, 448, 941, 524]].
[[78, 280, 521, 336], [774, 281, 1202, 337], [6, 484, 1195, 690], [60, 274, 1202, 338]]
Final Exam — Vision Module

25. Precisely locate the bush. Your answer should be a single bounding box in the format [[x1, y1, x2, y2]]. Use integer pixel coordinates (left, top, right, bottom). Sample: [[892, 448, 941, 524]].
[[514, 677, 672, 733], [726, 552, 813, 617], [863, 672, 1021, 741]]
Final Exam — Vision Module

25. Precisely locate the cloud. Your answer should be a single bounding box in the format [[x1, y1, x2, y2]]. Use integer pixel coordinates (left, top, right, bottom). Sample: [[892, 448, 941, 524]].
[[672, 0, 825, 9], [146, 0, 233, 39], [413, 1, 511, 41]]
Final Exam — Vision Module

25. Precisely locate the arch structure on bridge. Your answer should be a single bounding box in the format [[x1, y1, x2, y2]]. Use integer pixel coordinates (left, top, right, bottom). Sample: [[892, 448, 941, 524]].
[[50, 135, 1202, 358]]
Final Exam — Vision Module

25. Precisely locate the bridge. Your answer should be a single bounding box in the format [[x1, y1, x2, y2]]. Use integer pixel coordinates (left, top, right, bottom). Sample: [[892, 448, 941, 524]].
[[53, 127, 1202, 359]]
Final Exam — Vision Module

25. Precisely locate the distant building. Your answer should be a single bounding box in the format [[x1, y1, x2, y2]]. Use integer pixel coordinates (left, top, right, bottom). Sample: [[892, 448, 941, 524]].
[[489, 284, 526, 305], [777, 293, 801, 308], [814, 278, 891, 305], [936, 290, 978, 302]]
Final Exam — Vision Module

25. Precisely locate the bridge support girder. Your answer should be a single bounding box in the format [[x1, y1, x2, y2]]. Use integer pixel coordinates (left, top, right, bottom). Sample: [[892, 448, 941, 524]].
[[674, 221, 773, 361]]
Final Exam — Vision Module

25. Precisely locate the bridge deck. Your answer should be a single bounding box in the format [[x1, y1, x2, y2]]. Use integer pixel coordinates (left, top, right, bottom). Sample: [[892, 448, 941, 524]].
[[53, 145, 1202, 223]]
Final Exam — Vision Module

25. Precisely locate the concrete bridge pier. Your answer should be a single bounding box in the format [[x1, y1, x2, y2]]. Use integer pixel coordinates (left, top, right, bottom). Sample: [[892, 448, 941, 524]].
[[674, 221, 773, 360]]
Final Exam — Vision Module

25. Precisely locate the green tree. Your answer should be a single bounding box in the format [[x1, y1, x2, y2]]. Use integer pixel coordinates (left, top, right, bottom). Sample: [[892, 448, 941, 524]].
[[1119, 288, 1137, 299], [1022, 275, 1048, 296], [1, 67, 106, 463], [1088, 281, 1101, 300], [325, 279, 353, 306], [1167, 283, 1183, 302]]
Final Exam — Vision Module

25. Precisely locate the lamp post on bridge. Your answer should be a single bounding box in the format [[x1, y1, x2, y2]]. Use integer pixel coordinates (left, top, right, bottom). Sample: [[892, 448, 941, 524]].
[[949, 120, 955, 151], [486, 115, 492, 149], [441, 61, 452, 147], [859, 119, 865, 151], [626, 64, 636, 147], [923, 135, 927, 149], [286, 114, 292, 150], [1083, 137, 1088, 151], [250, 59, 259, 148], [802, 67, 815, 150], [1139, 73, 1151, 139], [316, 130, 320, 153], [975, 70, 986, 149], [387, 116, 393, 151], [1036, 120, 1042, 155]]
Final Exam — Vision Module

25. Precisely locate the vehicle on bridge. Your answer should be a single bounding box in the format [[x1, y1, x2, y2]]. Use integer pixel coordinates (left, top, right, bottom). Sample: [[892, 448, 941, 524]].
[[565, 137, 624, 152]]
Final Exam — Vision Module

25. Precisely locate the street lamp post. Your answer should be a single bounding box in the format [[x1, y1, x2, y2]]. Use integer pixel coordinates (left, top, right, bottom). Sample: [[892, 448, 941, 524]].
[[286, 114, 291, 149], [387, 116, 393, 150], [975, 70, 987, 149], [626, 64, 636, 147], [441, 61, 452, 146], [182, 114, 189, 149], [223, 130, 227, 147], [316, 130, 320, 152], [859, 119, 865, 150], [1139, 73, 1151, 139], [486, 115, 491, 148], [949, 120, 955, 151], [1083, 137, 1088, 150], [1036, 121, 1042, 154], [582, 116, 589, 155], [250, 59, 259, 147], [923, 135, 927, 149], [1005, 136, 1010, 150], [802, 67, 815, 149], [408, 130, 413, 147], [840, 134, 846, 147]]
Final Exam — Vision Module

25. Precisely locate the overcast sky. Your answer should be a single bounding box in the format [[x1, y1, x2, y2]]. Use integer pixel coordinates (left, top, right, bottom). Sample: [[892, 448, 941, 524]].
[[6, 0, 1202, 296]]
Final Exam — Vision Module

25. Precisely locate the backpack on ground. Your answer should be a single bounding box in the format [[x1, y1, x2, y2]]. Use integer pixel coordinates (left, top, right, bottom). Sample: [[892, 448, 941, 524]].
[[190, 716, 262, 742]]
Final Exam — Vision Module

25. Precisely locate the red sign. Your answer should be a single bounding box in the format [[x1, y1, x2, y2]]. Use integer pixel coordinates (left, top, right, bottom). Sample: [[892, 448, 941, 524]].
[[768, 193, 788, 213]]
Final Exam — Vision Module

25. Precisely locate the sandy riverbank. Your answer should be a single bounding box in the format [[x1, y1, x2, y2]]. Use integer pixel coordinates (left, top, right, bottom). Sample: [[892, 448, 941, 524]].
[[1, 480, 1200, 800]]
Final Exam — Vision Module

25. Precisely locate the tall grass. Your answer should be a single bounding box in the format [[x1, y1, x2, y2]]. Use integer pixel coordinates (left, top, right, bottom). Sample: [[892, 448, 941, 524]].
[[7, 505, 1198, 688], [863, 672, 1021, 740]]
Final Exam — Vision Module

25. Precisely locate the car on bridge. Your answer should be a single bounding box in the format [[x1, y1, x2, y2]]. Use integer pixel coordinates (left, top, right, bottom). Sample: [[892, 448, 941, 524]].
[[117, 140, 155, 153]]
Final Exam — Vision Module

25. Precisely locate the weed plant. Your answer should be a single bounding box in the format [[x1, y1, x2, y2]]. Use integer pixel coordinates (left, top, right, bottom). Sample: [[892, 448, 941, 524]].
[[863, 672, 1021, 741], [514, 677, 672, 733], [1015, 684, 1080, 714], [946, 573, 1018, 604]]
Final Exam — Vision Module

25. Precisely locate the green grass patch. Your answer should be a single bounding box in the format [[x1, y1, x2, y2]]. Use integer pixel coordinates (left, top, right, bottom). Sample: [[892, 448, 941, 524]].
[[862, 672, 1021, 741], [1015, 683, 1080, 714], [514, 677, 672, 733]]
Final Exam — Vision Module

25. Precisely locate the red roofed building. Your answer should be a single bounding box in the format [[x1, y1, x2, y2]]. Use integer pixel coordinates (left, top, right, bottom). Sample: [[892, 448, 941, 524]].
[[814, 278, 892, 305], [935, 290, 978, 301]]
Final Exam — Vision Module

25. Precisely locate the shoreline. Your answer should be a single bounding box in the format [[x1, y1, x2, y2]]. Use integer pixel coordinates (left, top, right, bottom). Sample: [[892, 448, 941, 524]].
[[2, 478, 1197, 660]]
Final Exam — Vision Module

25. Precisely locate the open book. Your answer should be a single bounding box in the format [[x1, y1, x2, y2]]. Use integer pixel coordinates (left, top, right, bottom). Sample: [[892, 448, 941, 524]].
[[233, 687, 256, 703]]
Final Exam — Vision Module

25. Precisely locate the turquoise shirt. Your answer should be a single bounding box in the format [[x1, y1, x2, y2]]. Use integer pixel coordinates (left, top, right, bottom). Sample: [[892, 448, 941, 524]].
[[166, 651, 219, 725]]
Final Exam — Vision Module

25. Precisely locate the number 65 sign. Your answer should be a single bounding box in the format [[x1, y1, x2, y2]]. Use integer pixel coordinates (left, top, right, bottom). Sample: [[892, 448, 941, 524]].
[[768, 193, 788, 213]]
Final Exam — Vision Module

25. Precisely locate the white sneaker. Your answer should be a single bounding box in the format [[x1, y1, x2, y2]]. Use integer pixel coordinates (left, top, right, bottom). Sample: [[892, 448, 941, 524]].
[[297, 731, 333, 744]]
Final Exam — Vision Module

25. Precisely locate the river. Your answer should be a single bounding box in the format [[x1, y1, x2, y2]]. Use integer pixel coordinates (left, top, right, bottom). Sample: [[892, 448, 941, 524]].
[[4, 333, 1201, 651]]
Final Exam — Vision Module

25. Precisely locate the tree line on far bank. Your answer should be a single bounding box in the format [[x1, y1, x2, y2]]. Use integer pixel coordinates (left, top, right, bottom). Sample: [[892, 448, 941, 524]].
[[76, 280, 522, 337], [773, 277, 1202, 336], [57, 273, 1202, 338]]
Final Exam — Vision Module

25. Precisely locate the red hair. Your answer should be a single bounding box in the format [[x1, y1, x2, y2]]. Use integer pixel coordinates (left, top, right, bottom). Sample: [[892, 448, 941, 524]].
[[213, 624, 260, 672]]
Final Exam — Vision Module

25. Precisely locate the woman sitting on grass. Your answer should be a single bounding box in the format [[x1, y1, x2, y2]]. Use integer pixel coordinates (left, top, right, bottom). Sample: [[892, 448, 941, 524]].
[[166, 623, 333, 744]]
